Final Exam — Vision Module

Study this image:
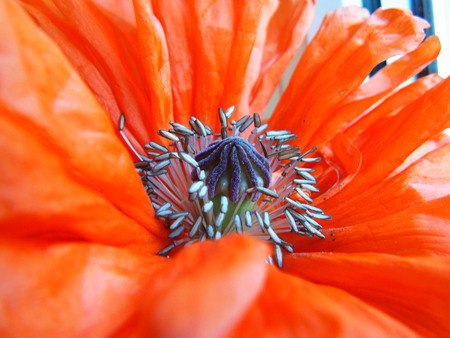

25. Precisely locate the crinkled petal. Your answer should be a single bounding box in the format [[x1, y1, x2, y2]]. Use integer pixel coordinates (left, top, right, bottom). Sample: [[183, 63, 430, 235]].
[[147, 0, 193, 125], [284, 253, 450, 337], [151, 0, 266, 129], [336, 77, 450, 201], [20, 0, 316, 138], [344, 73, 443, 142], [20, 0, 171, 150], [139, 235, 269, 338], [322, 143, 450, 223], [393, 131, 450, 175], [133, 0, 173, 134], [286, 144, 450, 256], [286, 195, 450, 256], [0, 238, 165, 337], [310, 36, 441, 148], [0, 0, 165, 250], [316, 132, 362, 199], [0, 236, 269, 337], [242, 0, 316, 116], [228, 265, 416, 337], [270, 7, 429, 149]]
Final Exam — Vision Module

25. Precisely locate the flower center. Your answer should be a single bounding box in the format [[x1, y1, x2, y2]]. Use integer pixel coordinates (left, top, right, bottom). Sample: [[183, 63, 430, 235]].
[[119, 107, 330, 267], [194, 136, 271, 203]]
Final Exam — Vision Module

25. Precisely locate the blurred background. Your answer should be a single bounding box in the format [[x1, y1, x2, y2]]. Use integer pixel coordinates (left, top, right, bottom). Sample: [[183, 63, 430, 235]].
[[268, 0, 449, 112]]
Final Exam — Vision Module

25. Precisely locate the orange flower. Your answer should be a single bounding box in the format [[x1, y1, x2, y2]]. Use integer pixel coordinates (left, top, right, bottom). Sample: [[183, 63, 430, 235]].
[[1, 0, 449, 336]]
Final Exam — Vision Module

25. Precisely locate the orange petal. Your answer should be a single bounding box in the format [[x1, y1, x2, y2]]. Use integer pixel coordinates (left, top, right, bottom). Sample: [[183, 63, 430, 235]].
[[392, 131, 450, 175], [344, 73, 443, 142], [316, 132, 362, 199], [202, 0, 264, 127], [19, 0, 169, 149], [322, 143, 450, 224], [133, 0, 173, 133], [0, 0, 165, 250], [0, 238, 165, 337], [21, 0, 314, 134], [151, 0, 315, 124], [139, 235, 269, 337], [335, 76, 450, 202], [151, 0, 267, 129], [242, 0, 316, 116], [286, 195, 450, 256], [284, 253, 450, 336], [229, 265, 415, 337], [310, 36, 441, 148], [270, 7, 429, 149], [285, 143, 450, 256], [148, 0, 194, 125]]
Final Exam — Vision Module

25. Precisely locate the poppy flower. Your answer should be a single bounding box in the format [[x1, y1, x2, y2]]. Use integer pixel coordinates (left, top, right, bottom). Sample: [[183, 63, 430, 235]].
[[1, 0, 449, 336]]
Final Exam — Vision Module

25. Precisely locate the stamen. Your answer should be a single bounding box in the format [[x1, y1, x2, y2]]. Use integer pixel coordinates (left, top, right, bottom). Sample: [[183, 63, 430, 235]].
[[119, 114, 125, 131], [189, 216, 203, 238], [274, 244, 283, 268], [256, 186, 280, 199], [145, 141, 168, 153], [158, 129, 179, 142], [244, 210, 253, 227], [224, 106, 235, 118], [253, 112, 261, 128], [234, 214, 243, 233], [255, 211, 264, 232], [169, 225, 185, 238], [119, 107, 330, 267], [169, 215, 185, 230]]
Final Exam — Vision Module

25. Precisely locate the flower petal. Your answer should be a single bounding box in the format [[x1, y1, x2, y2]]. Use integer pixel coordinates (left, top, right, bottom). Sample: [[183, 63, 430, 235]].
[[20, 0, 170, 148], [310, 36, 441, 148], [242, 0, 316, 116], [323, 143, 450, 224], [286, 144, 450, 256], [344, 73, 443, 142], [392, 131, 450, 175], [284, 253, 450, 336], [270, 7, 429, 149], [0, 0, 165, 250], [133, 0, 173, 133], [316, 132, 362, 199], [151, 0, 267, 129], [0, 238, 165, 337], [287, 195, 450, 256], [139, 235, 269, 338], [228, 265, 415, 337], [145, 0, 193, 125], [335, 76, 450, 201]]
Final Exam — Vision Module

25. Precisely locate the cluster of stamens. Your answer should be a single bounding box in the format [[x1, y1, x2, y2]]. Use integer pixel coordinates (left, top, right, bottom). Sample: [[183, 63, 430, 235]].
[[119, 106, 330, 267]]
